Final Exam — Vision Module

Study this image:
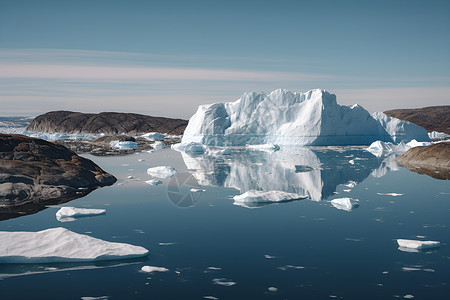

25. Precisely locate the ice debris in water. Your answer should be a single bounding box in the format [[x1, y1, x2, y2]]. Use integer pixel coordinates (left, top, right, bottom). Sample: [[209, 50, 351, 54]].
[[56, 207, 106, 222], [0, 227, 149, 263], [212, 278, 236, 286], [147, 166, 178, 179], [331, 198, 359, 211], [366, 141, 410, 157], [268, 287, 278, 292], [377, 193, 403, 196], [152, 141, 165, 150], [233, 190, 307, 204], [397, 239, 440, 250], [246, 144, 280, 152], [145, 179, 163, 186], [141, 266, 169, 273], [110, 141, 138, 150], [141, 132, 166, 141]]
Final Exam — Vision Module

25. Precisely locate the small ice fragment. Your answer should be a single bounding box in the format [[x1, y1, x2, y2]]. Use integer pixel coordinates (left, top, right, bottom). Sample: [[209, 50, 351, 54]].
[[264, 254, 276, 259], [349, 159, 355, 165], [127, 175, 134, 179], [203, 297, 219, 300], [207, 266, 222, 270], [110, 141, 138, 150], [81, 297, 109, 300], [152, 141, 165, 150], [377, 193, 403, 196], [141, 266, 169, 273], [344, 181, 357, 188], [212, 278, 236, 286], [382, 271, 389, 274], [158, 242, 175, 246], [402, 267, 422, 271], [397, 239, 440, 250], [138, 159, 145, 162], [147, 166, 178, 179], [343, 189, 351, 193], [331, 198, 359, 211], [141, 132, 166, 141], [268, 287, 278, 292], [190, 188, 205, 192], [403, 295, 414, 299], [145, 179, 163, 186]]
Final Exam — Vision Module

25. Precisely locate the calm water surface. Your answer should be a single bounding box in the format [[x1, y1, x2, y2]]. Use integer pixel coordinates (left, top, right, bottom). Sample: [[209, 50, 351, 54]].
[[1, 147, 449, 299]]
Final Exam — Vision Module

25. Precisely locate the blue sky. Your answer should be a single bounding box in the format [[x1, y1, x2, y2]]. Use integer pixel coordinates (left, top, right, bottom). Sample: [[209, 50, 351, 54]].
[[1, 0, 449, 118]]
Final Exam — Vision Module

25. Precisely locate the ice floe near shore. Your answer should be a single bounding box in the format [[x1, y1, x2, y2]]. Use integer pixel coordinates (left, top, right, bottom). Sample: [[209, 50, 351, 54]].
[[0, 227, 149, 263], [56, 207, 106, 222], [147, 166, 178, 179], [182, 89, 429, 146]]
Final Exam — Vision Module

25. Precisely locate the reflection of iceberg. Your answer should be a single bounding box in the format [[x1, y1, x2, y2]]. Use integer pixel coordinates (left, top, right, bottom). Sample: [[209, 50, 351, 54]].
[[0, 258, 146, 281], [181, 147, 383, 201]]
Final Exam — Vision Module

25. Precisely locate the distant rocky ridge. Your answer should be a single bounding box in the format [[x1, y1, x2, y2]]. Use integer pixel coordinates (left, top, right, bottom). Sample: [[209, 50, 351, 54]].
[[0, 134, 117, 219], [384, 106, 450, 135], [396, 142, 450, 180], [26, 111, 188, 135]]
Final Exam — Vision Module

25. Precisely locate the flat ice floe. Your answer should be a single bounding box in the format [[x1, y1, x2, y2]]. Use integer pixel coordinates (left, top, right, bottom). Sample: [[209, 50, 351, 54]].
[[331, 198, 359, 211], [147, 166, 178, 179], [145, 179, 163, 186], [0, 227, 149, 263], [233, 190, 307, 206], [212, 278, 237, 286], [141, 266, 169, 273], [397, 239, 440, 250], [56, 207, 106, 222]]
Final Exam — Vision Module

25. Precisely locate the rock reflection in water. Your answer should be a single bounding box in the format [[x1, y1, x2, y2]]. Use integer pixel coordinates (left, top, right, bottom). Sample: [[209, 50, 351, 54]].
[[181, 146, 392, 202]]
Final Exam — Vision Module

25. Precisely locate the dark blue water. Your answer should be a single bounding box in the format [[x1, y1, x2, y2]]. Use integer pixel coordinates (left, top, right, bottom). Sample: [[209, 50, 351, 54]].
[[1, 147, 449, 299]]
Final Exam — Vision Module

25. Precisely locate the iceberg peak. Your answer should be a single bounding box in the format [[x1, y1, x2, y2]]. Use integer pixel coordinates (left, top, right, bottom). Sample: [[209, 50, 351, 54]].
[[182, 89, 430, 146]]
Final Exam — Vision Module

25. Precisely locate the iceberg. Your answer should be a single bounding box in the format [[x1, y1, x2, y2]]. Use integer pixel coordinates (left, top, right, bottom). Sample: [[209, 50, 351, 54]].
[[110, 141, 138, 150], [182, 89, 429, 146], [366, 141, 410, 157], [331, 198, 359, 211], [406, 139, 432, 148], [56, 207, 106, 222], [0, 227, 149, 263], [147, 166, 178, 179], [141, 266, 169, 273], [396, 239, 440, 250], [145, 179, 163, 186], [152, 141, 165, 150]]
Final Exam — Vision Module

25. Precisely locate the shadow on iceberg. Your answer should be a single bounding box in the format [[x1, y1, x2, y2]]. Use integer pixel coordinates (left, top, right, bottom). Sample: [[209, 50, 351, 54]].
[[180, 146, 395, 202]]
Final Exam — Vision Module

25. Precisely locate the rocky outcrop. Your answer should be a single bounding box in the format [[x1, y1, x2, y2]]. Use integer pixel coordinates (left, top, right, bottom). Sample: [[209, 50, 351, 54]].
[[0, 134, 117, 216], [384, 106, 450, 135], [26, 111, 188, 135], [396, 142, 450, 180]]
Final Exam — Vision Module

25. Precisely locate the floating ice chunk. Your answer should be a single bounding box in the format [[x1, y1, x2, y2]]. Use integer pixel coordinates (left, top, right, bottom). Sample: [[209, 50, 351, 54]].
[[141, 132, 166, 141], [203, 296, 219, 300], [110, 141, 138, 150], [233, 190, 306, 205], [403, 295, 415, 299], [344, 181, 357, 188], [158, 242, 175, 246], [366, 140, 409, 157], [397, 239, 440, 250], [246, 144, 280, 152], [81, 297, 109, 300], [145, 179, 163, 186], [0, 227, 149, 263], [152, 141, 165, 150], [331, 198, 359, 211], [56, 207, 106, 222], [127, 175, 134, 179], [141, 266, 169, 273], [406, 139, 432, 148], [190, 188, 205, 192], [207, 266, 222, 270], [147, 166, 178, 179], [349, 159, 355, 165], [212, 278, 236, 286], [377, 193, 403, 196], [268, 287, 278, 292], [264, 254, 276, 259]]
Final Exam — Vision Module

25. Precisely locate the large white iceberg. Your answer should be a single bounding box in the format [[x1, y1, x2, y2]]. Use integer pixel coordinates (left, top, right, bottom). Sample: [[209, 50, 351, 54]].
[[397, 239, 440, 250], [181, 89, 429, 146], [0, 227, 149, 263]]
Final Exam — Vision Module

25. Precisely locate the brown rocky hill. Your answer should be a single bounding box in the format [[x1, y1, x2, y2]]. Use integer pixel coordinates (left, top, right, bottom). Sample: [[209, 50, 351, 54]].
[[26, 111, 188, 135], [384, 106, 450, 135]]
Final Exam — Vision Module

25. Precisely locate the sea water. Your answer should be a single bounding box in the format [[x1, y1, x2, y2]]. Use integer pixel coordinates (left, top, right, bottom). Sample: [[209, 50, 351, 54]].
[[0, 147, 449, 299]]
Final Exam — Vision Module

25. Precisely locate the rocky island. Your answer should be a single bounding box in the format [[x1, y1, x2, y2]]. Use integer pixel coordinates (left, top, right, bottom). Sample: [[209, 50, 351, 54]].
[[0, 134, 117, 220], [26, 111, 188, 135]]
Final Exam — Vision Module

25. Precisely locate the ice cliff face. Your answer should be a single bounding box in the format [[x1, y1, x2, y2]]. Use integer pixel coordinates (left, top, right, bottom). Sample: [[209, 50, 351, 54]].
[[182, 89, 430, 146]]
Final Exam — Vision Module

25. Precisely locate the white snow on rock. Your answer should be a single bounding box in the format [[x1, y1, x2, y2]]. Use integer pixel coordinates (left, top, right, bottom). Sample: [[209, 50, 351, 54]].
[[151, 141, 165, 150], [56, 207, 106, 222], [110, 141, 138, 150], [147, 166, 178, 179], [331, 198, 359, 211], [145, 179, 163, 186], [397, 239, 440, 250], [181, 89, 429, 146], [0, 227, 149, 263], [233, 190, 306, 206], [141, 266, 169, 273], [141, 132, 166, 141]]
